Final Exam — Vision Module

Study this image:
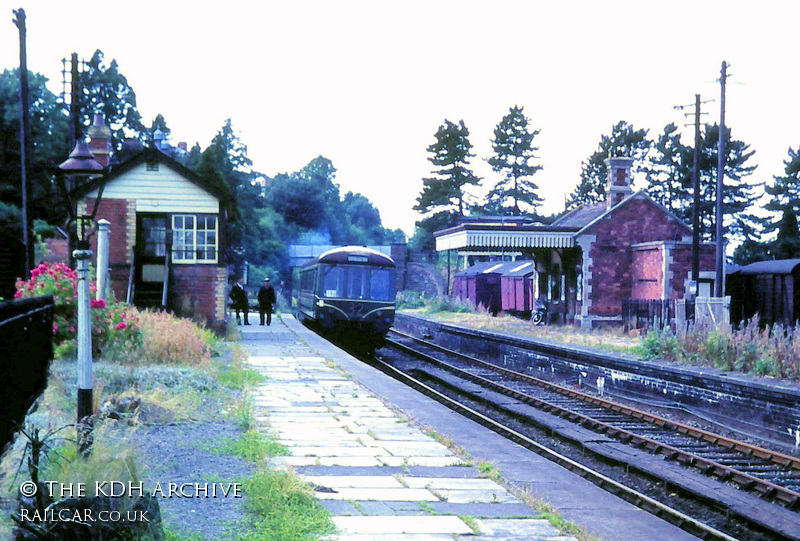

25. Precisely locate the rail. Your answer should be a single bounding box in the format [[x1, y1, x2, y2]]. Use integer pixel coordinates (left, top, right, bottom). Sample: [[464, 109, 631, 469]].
[[371, 346, 738, 541], [384, 330, 800, 539]]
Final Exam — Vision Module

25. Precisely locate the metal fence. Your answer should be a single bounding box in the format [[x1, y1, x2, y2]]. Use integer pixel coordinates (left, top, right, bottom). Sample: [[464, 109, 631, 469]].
[[622, 299, 699, 331], [623, 298, 732, 331], [0, 296, 54, 451]]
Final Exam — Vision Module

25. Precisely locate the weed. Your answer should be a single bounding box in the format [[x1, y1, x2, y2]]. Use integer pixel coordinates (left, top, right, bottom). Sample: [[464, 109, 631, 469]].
[[215, 350, 265, 390], [212, 429, 289, 463], [641, 317, 800, 379], [349, 500, 366, 516], [426, 429, 454, 448], [418, 501, 437, 515], [238, 470, 334, 541], [476, 460, 503, 483], [459, 515, 481, 534], [228, 389, 256, 431]]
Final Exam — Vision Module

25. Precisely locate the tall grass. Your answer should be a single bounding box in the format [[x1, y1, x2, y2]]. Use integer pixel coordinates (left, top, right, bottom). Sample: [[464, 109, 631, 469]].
[[641, 316, 800, 378], [396, 291, 480, 314], [135, 310, 214, 366]]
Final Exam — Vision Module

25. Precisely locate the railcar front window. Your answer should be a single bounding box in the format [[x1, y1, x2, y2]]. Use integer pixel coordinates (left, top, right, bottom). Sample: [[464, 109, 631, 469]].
[[370, 269, 394, 301], [322, 265, 343, 298], [320, 265, 394, 300]]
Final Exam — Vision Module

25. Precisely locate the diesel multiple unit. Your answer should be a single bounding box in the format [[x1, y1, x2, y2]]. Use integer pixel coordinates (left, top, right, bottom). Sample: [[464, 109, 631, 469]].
[[297, 246, 396, 346]]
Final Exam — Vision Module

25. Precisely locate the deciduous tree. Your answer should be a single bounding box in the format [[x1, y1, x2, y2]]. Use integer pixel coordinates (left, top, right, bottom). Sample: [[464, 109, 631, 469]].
[[82, 50, 146, 148]]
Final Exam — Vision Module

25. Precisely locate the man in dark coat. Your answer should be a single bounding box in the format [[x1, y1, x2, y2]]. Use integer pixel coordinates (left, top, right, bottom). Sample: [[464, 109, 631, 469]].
[[258, 278, 277, 326], [229, 277, 250, 325]]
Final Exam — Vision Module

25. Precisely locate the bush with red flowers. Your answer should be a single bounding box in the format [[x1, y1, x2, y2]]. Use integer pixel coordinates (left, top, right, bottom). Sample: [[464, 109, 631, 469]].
[[15, 262, 142, 359]]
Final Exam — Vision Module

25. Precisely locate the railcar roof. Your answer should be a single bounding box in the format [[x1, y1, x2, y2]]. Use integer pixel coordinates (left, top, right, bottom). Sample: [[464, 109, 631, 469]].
[[314, 245, 395, 267]]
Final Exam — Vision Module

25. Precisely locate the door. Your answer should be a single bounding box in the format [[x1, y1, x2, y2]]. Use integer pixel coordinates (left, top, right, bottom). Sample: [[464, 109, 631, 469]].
[[137, 214, 168, 285]]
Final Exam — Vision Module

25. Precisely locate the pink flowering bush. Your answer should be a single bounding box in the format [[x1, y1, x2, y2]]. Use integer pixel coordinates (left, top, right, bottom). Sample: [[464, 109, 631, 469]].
[[15, 262, 142, 360]]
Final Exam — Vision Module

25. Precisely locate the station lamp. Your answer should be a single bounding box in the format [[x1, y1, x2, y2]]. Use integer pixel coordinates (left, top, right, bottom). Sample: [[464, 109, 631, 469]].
[[57, 139, 107, 455]]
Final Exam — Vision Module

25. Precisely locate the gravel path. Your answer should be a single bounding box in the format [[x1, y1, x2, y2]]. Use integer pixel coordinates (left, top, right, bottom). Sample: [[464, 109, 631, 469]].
[[134, 419, 253, 539]]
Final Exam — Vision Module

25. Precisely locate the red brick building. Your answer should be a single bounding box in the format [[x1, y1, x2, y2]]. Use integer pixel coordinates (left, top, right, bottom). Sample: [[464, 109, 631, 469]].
[[75, 117, 230, 325], [435, 157, 717, 328]]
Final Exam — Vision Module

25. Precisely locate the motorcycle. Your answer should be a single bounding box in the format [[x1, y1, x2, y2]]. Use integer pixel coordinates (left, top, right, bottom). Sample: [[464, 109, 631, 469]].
[[531, 299, 548, 325]]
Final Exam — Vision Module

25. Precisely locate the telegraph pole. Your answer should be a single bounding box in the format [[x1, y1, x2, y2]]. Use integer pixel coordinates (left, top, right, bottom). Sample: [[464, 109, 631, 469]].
[[715, 61, 727, 297], [674, 94, 709, 299], [691, 94, 702, 295], [13, 8, 34, 274]]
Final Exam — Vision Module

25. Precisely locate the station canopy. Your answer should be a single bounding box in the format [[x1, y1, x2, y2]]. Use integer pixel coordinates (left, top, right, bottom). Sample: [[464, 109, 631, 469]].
[[434, 216, 579, 252]]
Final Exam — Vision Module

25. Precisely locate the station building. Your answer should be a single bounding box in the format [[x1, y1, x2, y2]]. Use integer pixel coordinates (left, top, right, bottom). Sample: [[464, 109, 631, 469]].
[[434, 157, 718, 328]]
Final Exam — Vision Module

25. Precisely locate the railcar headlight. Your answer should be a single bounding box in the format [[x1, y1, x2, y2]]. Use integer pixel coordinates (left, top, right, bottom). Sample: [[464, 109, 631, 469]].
[[317, 300, 325, 307]]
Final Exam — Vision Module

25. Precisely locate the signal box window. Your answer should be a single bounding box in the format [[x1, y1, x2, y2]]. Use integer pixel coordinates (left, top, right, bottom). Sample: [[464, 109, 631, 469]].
[[172, 214, 218, 263]]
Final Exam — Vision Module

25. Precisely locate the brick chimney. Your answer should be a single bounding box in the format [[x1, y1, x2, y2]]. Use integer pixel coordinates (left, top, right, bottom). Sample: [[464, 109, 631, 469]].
[[605, 156, 634, 209], [88, 113, 112, 167]]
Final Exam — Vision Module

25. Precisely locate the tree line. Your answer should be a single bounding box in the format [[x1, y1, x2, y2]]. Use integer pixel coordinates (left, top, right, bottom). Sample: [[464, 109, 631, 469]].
[[0, 50, 404, 284], [413, 110, 798, 265]]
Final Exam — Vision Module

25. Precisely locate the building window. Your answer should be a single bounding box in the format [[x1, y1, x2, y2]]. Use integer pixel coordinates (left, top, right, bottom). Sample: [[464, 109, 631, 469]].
[[146, 161, 159, 172], [172, 214, 218, 263]]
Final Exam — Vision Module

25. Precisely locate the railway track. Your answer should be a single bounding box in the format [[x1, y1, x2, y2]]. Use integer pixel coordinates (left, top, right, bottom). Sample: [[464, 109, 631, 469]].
[[378, 328, 800, 541]]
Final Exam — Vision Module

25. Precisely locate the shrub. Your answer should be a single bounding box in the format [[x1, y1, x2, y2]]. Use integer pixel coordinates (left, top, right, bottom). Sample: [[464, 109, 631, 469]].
[[427, 294, 480, 314], [396, 290, 426, 309], [14, 263, 142, 361]]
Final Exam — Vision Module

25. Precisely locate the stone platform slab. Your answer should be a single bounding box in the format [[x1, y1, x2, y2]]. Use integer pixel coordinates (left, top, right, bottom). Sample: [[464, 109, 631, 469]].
[[241, 316, 578, 541]]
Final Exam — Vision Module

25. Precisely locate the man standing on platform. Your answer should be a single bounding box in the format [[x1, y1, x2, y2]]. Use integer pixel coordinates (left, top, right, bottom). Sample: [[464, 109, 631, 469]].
[[230, 277, 250, 325], [258, 278, 276, 326]]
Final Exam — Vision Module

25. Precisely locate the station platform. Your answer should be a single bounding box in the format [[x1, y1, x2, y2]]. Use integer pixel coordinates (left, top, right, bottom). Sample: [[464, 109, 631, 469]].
[[239, 315, 698, 541]]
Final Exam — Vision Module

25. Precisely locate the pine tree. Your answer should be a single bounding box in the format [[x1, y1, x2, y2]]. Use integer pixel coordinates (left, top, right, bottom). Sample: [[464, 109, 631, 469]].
[[693, 124, 760, 244], [414, 120, 481, 217], [647, 123, 691, 220], [764, 147, 800, 259], [567, 121, 651, 208], [486, 106, 543, 215], [771, 207, 800, 259]]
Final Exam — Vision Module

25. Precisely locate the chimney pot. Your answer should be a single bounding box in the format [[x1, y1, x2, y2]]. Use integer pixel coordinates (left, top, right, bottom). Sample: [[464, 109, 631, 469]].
[[88, 113, 112, 168]]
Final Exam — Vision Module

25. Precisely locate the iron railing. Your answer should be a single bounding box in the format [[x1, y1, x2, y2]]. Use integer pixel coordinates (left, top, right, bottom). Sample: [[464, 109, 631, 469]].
[[0, 295, 54, 451]]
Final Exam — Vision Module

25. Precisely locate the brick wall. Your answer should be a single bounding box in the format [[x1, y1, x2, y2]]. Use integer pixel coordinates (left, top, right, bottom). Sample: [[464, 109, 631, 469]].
[[172, 264, 227, 322], [78, 198, 132, 266], [391, 243, 408, 292], [586, 197, 690, 317], [668, 243, 716, 298], [38, 238, 69, 264], [631, 245, 663, 299]]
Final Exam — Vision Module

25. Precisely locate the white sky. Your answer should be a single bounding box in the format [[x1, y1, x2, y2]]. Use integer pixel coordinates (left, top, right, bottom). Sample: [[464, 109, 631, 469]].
[[1, 1, 797, 236]]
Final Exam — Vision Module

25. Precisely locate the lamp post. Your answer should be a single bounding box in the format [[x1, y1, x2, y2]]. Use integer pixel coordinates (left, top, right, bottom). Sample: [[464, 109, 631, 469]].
[[57, 140, 105, 455]]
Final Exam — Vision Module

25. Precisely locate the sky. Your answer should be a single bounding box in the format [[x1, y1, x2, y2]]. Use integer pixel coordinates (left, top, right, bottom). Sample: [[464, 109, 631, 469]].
[[1, 1, 797, 237]]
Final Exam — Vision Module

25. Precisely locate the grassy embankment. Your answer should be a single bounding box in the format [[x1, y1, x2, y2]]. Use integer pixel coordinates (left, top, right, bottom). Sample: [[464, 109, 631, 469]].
[[0, 310, 333, 541]]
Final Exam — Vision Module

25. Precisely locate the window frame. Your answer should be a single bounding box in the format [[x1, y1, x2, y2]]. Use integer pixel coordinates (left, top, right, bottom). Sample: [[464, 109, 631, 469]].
[[171, 213, 219, 264]]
